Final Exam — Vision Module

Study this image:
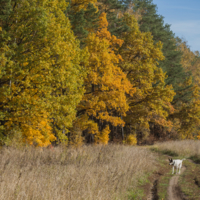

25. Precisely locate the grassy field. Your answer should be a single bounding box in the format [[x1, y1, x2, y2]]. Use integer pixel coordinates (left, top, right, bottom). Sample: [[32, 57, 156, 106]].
[[153, 140, 200, 160], [1, 140, 200, 200], [0, 144, 157, 200]]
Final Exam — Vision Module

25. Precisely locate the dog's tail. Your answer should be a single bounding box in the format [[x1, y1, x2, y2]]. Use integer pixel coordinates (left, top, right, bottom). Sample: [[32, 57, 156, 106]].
[[182, 158, 186, 161]]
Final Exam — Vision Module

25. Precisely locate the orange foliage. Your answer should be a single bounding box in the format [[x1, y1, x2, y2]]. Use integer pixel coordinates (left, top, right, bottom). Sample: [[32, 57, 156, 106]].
[[75, 13, 133, 143], [95, 125, 110, 144], [21, 117, 56, 147]]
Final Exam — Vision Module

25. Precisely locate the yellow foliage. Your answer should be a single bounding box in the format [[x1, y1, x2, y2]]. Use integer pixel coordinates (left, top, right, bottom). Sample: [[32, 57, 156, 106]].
[[197, 132, 200, 140], [181, 131, 194, 140], [119, 14, 175, 136], [5, 111, 56, 147], [126, 134, 137, 145], [71, 0, 97, 12], [0, 0, 87, 145], [21, 121, 56, 147], [173, 91, 200, 138], [74, 114, 99, 134], [95, 125, 110, 145], [173, 38, 200, 138]]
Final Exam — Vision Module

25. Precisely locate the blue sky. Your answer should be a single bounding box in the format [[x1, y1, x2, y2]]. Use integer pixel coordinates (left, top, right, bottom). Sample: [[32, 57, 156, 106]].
[[152, 0, 200, 52]]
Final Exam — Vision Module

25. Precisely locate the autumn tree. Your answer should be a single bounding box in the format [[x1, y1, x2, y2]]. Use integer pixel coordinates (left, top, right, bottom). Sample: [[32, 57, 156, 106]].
[[119, 0, 200, 141], [119, 14, 175, 142], [167, 37, 200, 139], [0, 0, 87, 146], [71, 12, 133, 144], [124, 0, 192, 106]]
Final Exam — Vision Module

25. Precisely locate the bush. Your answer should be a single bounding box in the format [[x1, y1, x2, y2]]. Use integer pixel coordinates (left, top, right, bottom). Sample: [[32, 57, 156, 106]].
[[126, 134, 137, 145]]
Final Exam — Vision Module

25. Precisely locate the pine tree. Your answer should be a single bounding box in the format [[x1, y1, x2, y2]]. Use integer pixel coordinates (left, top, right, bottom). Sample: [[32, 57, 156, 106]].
[[0, 0, 12, 28], [66, 2, 99, 46], [97, 0, 129, 37]]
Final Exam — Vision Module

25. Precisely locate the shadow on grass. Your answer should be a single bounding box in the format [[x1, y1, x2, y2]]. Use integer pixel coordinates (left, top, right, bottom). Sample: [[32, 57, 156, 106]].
[[150, 147, 178, 157], [189, 155, 200, 164]]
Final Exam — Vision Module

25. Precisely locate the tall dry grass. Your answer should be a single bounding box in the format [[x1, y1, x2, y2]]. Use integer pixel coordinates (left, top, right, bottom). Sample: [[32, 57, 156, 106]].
[[155, 140, 200, 157], [0, 144, 156, 200]]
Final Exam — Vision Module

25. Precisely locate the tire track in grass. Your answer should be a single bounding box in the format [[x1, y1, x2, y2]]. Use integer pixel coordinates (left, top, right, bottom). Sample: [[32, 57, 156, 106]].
[[167, 166, 186, 200]]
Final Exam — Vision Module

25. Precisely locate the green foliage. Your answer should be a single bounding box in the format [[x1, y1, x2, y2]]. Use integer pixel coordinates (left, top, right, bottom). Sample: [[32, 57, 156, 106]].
[[66, 2, 100, 47], [0, 0, 87, 146], [0, 0, 12, 27]]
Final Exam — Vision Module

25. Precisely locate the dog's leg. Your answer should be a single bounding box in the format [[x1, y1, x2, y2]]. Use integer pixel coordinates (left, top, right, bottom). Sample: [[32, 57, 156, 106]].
[[179, 163, 182, 174], [172, 166, 174, 174]]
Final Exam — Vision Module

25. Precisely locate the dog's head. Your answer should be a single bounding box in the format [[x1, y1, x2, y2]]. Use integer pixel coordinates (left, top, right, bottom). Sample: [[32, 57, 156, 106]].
[[168, 158, 174, 165]]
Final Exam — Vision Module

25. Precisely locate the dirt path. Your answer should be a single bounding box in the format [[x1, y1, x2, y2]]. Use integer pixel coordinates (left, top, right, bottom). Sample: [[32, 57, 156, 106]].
[[167, 166, 186, 200]]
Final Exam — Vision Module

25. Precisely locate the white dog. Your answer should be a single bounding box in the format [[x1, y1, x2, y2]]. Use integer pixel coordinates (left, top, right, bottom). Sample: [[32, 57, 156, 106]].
[[168, 158, 186, 174]]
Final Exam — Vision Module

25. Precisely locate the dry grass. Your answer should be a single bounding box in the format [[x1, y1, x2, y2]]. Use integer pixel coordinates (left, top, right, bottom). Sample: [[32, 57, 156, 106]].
[[154, 140, 200, 157], [0, 144, 156, 200]]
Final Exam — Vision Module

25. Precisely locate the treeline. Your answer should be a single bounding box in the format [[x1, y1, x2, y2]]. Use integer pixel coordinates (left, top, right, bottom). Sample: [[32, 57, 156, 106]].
[[0, 0, 200, 147]]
